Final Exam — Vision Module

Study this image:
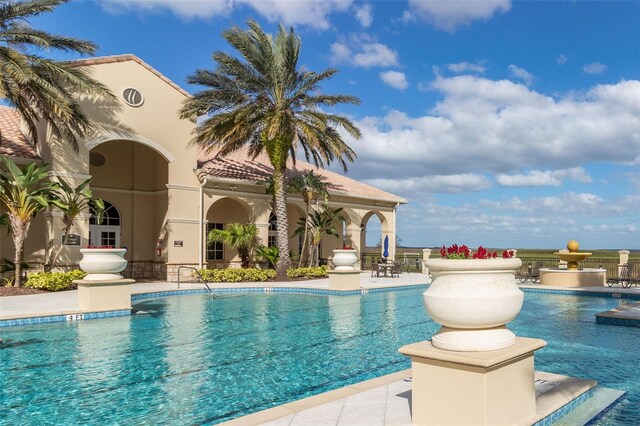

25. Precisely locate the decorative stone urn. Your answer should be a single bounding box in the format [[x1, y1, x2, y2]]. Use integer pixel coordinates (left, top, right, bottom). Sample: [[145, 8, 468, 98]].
[[332, 249, 359, 271], [79, 248, 128, 281], [423, 258, 523, 351]]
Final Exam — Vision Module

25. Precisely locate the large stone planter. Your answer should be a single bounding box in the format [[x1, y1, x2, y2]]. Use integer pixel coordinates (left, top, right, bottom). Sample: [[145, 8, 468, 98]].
[[332, 249, 358, 271], [423, 258, 523, 351], [79, 248, 128, 281]]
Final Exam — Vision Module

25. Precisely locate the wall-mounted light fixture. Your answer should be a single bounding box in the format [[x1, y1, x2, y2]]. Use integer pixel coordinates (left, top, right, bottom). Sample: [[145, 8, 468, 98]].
[[229, 185, 237, 191]]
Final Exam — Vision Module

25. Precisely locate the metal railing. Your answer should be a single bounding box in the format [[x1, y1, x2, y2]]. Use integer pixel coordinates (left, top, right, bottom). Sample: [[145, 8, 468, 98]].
[[516, 257, 621, 280], [177, 266, 215, 296], [361, 252, 424, 273]]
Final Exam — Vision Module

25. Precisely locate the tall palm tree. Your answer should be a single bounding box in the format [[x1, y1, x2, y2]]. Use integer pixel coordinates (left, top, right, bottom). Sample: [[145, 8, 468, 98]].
[[208, 222, 258, 268], [0, 157, 55, 287], [181, 21, 361, 278], [0, 0, 115, 151], [289, 171, 328, 267]]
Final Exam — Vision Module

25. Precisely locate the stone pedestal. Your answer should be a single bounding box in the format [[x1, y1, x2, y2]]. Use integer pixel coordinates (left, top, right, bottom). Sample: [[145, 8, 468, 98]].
[[539, 268, 606, 287], [399, 337, 546, 426], [328, 270, 361, 291], [75, 279, 134, 311]]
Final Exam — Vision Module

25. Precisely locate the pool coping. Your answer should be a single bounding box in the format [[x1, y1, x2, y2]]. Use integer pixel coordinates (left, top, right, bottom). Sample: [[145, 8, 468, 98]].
[[2, 283, 640, 328], [218, 370, 619, 426]]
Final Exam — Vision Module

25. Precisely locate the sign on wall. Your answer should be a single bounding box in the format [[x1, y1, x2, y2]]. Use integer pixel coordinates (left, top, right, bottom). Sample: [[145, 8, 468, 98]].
[[174, 240, 183, 247], [63, 234, 82, 246]]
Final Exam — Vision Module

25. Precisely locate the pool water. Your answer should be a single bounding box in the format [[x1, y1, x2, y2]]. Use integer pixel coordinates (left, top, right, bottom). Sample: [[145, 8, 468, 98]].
[[1, 288, 638, 425]]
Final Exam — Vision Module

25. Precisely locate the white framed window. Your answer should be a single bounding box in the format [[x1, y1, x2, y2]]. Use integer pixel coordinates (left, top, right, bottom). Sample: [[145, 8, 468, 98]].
[[89, 201, 121, 247], [206, 223, 224, 260]]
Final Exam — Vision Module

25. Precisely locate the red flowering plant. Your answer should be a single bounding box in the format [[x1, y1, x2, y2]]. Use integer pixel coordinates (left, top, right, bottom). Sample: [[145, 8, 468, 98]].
[[342, 244, 354, 250], [440, 244, 514, 259]]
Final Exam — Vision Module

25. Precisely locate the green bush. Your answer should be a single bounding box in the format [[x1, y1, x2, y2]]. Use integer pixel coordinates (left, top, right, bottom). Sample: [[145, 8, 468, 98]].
[[197, 268, 276, 283], [287, 266, 328, 278], [25, 269, 86, 292]]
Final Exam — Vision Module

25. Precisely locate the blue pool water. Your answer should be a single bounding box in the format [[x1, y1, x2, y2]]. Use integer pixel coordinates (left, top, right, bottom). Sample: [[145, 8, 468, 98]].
[[1, 288, 638, 425]]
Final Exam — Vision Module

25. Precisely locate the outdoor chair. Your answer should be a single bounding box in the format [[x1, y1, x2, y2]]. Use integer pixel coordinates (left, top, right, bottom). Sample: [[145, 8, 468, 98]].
[[391, 262, 402, 278], [517, 261, 542, 284], [608, 263, 639, 288], [371, 263, 381, 278]]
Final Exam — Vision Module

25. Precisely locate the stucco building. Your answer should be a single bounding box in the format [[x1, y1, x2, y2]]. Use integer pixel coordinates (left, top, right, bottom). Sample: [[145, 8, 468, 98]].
[[0, 55, 406, 281]]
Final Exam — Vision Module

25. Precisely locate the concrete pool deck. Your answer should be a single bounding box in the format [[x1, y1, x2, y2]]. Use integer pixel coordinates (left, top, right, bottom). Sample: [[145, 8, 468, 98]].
[[2, 273, 640, 321], [0, 272, 428, 320], [220, 369, 623, 426]]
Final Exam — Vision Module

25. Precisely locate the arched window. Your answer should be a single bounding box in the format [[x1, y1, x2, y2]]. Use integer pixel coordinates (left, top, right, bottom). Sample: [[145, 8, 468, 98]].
[[89, 201, 121, 247], [90, 201, 120, 226]]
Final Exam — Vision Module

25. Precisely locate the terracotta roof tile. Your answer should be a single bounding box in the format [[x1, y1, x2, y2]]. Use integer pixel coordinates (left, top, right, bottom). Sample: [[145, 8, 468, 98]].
[[69, 54, 191, 98], [197, 146, 407, 204], [0, 107, 40, 161]]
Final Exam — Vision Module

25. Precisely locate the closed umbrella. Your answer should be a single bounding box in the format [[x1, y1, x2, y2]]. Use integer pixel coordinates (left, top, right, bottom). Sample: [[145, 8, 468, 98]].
[[383, 235, 389, 258]]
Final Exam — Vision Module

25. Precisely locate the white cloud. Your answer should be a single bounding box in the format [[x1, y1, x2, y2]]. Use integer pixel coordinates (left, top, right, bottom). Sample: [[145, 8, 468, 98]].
[[496, 168, 592, 187], [101, 0, 353, 28], [557, 54, 568, 65], [380, 71, 409, 90], [366, 174, 492, 194], [330, 35, 399, 68], [447, 61, 486, 74], [407, 0, 511, 32], [355, 4, 373, 27], [508, 64, 534, 86], [102, 0, 234, 18], [583, 62, 608, 75], [342, 77, 640, 188]]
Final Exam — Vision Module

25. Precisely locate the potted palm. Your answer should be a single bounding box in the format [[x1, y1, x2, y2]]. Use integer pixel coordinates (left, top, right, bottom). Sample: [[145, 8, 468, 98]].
[[423, 245, 522, 352]]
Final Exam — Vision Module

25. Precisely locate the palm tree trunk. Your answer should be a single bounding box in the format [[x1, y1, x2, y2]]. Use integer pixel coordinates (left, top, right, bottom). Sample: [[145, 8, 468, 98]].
[[298, 200, 310, 268], [12, 219, 28, 287], [273, 168, 291, 278]]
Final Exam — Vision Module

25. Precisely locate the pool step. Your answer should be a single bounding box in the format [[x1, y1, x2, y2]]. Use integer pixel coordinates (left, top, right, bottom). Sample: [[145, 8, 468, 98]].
[[553, 386, 626, 425]]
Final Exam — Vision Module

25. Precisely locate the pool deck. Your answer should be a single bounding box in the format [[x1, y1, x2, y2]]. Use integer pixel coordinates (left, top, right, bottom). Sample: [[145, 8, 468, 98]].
[[0, 272, 428, 320], [2, 274, 640, 321], [220, 370, 622, 426]]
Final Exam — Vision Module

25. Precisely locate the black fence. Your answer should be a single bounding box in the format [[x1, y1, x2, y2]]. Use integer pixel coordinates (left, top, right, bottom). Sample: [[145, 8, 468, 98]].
[[361, 253, 623, 279], [516, 256, 621, 280], [361, 252, 424, 272]]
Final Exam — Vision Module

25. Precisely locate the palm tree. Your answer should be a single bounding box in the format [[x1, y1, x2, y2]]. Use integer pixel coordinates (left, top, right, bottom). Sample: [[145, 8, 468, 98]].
[[208, 222, 258, 268], [181, 21, 361, 278], [289, 171, 328, 267], [48, 177, 104, 269], [0, 157, 55, 287], [0, 0, 115, 151], [294, 207, 343, 267]]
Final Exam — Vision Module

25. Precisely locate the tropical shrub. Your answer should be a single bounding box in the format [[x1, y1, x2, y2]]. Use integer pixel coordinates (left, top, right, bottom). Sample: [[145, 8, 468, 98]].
[[25, 270, 86, 292], [287, 266, 328, 278], [198, 268, 276, 283], [256, 245, 279, 269]]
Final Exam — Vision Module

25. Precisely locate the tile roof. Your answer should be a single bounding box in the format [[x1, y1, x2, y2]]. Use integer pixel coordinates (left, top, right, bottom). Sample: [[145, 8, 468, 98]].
[[197, 146, 407, 204], [0, 107, 40, 161], [69, 54, 191, 98]]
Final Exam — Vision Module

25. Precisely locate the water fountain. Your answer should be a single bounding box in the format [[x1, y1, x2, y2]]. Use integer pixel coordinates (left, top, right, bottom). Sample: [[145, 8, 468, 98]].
[[539, 240, 606, 287]]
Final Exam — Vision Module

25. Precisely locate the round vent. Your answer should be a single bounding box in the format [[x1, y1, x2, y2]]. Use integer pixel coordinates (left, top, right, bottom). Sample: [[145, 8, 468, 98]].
[[122, 87, 144, 107], [89, 152, 106, 167]]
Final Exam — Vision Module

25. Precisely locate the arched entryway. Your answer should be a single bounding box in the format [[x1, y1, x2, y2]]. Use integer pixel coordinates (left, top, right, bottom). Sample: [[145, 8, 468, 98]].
[[360, 210, 390, 267], [205, 197, 252, 267], [89, 139, 169, 278]]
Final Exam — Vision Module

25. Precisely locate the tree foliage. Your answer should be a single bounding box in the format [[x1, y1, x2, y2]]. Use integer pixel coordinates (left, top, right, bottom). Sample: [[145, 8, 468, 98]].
[[181, 20, 360, 278]]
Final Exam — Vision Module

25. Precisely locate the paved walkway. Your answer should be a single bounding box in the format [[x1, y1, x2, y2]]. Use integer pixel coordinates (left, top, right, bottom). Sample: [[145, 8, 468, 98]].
[[0, 272, 428, 320]]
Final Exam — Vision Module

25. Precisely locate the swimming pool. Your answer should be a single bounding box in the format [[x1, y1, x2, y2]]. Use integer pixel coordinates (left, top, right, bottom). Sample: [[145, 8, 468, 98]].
[[0, 288, 637, 425]]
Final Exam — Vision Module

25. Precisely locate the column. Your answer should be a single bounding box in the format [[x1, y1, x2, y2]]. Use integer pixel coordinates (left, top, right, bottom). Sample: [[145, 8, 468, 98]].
[[421, 248, 432, 274]]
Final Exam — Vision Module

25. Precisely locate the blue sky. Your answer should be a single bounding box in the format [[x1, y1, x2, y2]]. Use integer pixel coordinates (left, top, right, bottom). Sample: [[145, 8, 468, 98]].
[[35, 0, 640, 249]]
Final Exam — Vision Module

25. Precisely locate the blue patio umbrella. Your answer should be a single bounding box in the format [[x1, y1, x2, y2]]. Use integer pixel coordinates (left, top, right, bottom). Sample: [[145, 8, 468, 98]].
[[383, 235, 389, 258]]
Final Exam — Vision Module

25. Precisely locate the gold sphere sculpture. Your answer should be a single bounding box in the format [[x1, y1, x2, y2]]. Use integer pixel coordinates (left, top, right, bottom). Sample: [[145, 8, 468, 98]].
[[567, 240, 580, 252]]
